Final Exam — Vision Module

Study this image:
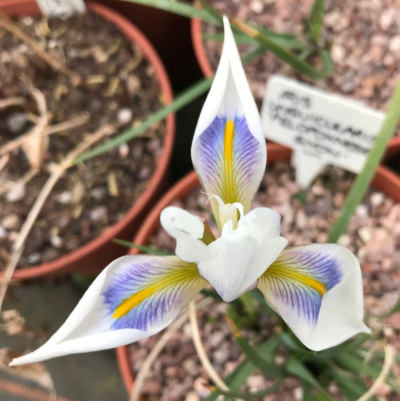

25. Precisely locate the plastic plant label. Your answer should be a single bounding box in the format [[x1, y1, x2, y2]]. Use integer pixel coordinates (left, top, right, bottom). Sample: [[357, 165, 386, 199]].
[[261, 75, 385, 188], [37, 0, 86, 17]]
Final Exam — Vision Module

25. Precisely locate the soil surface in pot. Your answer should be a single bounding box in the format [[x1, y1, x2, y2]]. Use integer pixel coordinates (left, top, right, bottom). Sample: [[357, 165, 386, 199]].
[[0, 11, 165, 270], [202, 0, 400, 136], [128, 164, 400, 401]]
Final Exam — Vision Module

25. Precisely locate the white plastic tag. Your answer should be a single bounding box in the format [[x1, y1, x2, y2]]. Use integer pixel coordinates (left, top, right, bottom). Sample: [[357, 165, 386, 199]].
[[37, 0, 86, 17], [261, 75, 385, 188]]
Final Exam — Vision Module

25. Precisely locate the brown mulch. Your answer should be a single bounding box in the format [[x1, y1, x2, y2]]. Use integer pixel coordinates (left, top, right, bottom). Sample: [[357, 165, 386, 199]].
[[202, 0, 400, 135], [128, 163, 400, 401], [0, 11, 165, 270]]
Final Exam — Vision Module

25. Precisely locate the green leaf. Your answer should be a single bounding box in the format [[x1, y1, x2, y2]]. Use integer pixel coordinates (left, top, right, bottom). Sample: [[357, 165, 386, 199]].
[[203, 30, 306, 50], [231, 19, 332, 80], [120, 0, 215, 23], [225, 316, 280, 378], [197, 0, 222, 25], [327, 75, 400, 243], [73, 46, 264, 164], [286, 356, 324, 391], [73, 77, 212, 164], [204, 336, 282, 401], [200, 289, 223, 302], [305, 0, 325, 42], [112, 238, 172, 255], [302, 381, 313, 401], [238, 292, 257, 326], [329, 369, 368, 399]]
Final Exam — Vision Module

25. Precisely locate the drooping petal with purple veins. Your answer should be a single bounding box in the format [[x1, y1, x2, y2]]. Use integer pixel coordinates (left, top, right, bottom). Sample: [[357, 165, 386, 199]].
[[257, 244, 370, 351], [191, 17, 266, 228], [10, 256, 207, 366]]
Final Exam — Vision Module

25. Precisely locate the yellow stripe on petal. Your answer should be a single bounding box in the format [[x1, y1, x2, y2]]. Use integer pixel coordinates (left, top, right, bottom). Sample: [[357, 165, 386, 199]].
[[223, 119, 237, 203], [266, 263, 327, 297], [112, 265, 202, 320], [113, 283, 159, 319]]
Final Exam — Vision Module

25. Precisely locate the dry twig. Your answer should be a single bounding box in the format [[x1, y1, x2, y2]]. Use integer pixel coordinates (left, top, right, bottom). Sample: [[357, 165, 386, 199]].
[[356, 343, 394, 401], [0, 114, 89, 157], [129, 297, 214, 401], [20, 87, 49, 170], [0, 10, 81, 85], [0, 97, 24, 110], [188, 302, 232, 393], [0, 124, 118, 312]]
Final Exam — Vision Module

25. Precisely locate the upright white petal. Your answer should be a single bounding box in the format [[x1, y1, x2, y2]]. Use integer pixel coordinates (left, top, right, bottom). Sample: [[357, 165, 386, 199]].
[[198, 207, 287, 302], [191, 16, 266, 227], [10, 256, 206, 366], [160, 206, 208, 263], [258, 244, 370, 351]]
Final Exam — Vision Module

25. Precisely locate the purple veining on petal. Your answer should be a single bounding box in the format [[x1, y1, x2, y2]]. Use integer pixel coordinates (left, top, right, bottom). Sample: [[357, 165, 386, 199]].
[[266, 250, 343, 325], [193, 115, 264, 205], [101, 258, 199, 331]]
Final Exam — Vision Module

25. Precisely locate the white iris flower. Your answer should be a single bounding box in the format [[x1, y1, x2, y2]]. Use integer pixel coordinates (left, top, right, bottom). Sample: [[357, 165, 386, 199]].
[[10, 17, 369, 367]]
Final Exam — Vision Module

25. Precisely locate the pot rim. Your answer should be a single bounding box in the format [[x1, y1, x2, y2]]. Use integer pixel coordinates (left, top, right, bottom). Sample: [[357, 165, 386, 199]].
[[116, 145, 400, 394], [0, 0, 175, 279]]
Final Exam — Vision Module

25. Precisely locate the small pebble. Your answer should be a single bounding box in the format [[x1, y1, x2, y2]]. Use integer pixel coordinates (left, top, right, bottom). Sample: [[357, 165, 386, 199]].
[[57, 191, 72, 205], [117, 108, 133, 124], [6, 184, 25, 203], [89, 206, 108, 223], [6, 112, 27, 133], [2, 214, 20, 230]]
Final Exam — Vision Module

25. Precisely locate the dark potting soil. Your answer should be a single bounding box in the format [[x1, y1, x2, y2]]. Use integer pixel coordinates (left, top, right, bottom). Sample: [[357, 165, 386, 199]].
[[202, 0, 400, 134], [0, 11, 166, 269], [128, 163, 400, 401]]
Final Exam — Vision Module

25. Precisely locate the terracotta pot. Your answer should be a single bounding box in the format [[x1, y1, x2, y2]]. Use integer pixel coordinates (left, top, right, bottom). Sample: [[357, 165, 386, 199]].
[[0, 0, 175, 279], [191, 15, 399, 160], [94, 0, 203, 89], [116, 145, 400, 394]]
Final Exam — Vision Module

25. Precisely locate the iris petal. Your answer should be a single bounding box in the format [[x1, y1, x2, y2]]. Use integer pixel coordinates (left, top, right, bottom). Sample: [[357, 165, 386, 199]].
[[191, 17, 266, 227], [258, 244, 370, 351], [10, 255, 206, 366]]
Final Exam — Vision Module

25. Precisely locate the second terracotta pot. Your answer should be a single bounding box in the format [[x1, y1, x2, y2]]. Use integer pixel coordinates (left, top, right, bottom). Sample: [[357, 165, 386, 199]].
[[116, 144, 400, 394]]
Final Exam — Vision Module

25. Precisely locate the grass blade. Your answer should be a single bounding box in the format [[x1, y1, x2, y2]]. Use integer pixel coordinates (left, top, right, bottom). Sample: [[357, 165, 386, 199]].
[[305, 0, 325, 42], [73, 46, 264, 164], [231, 19, 332, 79], [112, 238, 172, 255], [120, 0, 215, 23], [204, 335, 282, 401], [327, 76, 400, 243], [225, 316, 280, 378]]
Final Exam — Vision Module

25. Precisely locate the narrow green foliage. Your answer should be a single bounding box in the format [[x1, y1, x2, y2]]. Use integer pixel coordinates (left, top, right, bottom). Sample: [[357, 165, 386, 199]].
[[329, 369, 368, 399], [238, 292, 257, 326], [120, 0, 215, 23], [327, 75, 400, 243], [286, 356, 325, 392], [231, 19, 332, 79], [74, 47, 264, 164], [204, 336, 282, 401], [305, 0, 325, 42], [74, 77, 212, 164], [302, 382, 312, 401], [112, 238, 172, 255], [226, 316, 280, 378], [197, 0, 221, 24]]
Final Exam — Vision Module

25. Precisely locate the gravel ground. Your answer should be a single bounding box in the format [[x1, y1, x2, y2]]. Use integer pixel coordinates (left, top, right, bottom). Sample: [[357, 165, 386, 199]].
[[203, 0, 400, 138], [128, 163, 400, 401]]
